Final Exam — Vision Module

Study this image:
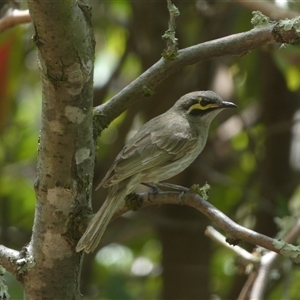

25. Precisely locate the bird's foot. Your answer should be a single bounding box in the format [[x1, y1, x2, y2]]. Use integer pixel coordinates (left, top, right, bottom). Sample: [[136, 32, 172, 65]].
[[156, 182, 190, 202], [142, 183, 162, 202]]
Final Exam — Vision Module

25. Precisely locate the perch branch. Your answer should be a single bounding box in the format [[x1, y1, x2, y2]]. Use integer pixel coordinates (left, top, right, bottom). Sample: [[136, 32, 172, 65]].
[[113, 191, 286, 254]]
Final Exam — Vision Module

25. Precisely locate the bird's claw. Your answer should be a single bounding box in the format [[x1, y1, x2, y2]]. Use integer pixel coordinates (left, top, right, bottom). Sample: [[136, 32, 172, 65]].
[[142, 183, 162, 202], [142, 182, 191, 203]]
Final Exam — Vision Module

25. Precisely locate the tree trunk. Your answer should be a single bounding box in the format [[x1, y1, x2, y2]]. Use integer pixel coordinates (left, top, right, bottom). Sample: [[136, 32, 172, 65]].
[[21, 1, 95, 298]]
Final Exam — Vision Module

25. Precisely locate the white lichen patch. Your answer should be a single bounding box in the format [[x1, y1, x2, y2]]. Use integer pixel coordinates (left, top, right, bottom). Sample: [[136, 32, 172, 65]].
[[17, 255, 36, 275], [65, 106, 85, 124], [251, 11, 274, 28], [49, 120, 64, 134], [251, 11, 300, 35], [76, 147, 90, 165], [273, 239, 300, 264], [66, 62, 84, 95], [279, 17, 300, 33], [83, 59, 93, 77]]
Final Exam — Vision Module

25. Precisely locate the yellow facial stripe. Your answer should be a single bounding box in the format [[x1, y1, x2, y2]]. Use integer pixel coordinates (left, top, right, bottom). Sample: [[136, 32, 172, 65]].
[[187, 102, 219, 113]]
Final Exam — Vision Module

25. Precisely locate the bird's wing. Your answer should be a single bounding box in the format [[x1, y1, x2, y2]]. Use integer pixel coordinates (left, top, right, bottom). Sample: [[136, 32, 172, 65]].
[[99, 117, 198, 188]]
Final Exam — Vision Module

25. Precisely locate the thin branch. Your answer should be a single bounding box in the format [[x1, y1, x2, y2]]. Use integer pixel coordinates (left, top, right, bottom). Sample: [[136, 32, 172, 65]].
[[205, 226, 260, 264], [0, 9, 31, 33], [205, 218, 300, 299], [238, 272, 257, 300], [93, 19, 300, 134], [249, 251, 278, 300], [250, 218, 300, 300], [0, 245, 19, 276], [236, 0, 299, 20]]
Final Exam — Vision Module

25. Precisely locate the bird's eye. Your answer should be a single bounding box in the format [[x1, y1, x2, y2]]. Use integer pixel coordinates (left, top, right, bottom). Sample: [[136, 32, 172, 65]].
[[199, 98, 210, 107]]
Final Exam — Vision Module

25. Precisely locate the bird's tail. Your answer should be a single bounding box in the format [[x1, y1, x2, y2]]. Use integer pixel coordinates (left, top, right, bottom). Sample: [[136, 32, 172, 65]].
[[76, 186, 125, 253]]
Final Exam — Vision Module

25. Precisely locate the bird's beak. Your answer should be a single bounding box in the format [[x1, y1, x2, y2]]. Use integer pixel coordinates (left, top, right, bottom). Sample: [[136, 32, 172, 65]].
[[220, 101, 238, 109]]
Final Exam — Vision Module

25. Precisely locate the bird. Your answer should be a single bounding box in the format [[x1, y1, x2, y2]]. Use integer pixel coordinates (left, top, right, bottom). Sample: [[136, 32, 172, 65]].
[[76, 90, 237, 253]]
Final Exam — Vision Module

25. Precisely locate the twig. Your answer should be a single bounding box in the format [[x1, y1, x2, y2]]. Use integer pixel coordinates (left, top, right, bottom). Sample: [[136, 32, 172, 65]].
[[162, 0, 180, 59], [238, 272, 257, 300], [0, 9, 31, 33], [249, 251, 278, 300], [236, 0, 299, 20]]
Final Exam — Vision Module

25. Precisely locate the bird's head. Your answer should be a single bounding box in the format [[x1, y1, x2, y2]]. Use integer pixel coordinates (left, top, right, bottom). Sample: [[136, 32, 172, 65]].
[[173, 90, 237, 125]]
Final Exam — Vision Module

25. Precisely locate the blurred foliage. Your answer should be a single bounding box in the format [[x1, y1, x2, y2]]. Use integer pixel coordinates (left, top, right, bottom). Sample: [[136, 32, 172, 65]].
[[1, 0, 300, 299]]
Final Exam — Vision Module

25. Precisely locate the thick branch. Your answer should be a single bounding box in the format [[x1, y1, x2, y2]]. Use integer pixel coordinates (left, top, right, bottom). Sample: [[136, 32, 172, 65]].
[[0, 245, 19, 276], [93, 21, 300, 133]]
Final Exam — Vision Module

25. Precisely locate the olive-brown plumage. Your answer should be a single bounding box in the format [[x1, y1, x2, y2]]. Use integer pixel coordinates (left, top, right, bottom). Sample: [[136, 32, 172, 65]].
[[76, 91, 237, 253]]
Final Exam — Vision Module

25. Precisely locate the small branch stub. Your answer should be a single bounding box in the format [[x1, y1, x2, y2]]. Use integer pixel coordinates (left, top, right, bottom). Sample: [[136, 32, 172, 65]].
[[125, 193, 143, 211], [191, 182, 211, 200], [0, 9, 31, 33], [162, 0, 180, 60]]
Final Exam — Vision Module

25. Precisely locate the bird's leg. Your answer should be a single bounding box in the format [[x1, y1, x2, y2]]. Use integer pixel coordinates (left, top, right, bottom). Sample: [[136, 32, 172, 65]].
[[156, 182, 190, 192], [141, 183, 162, 202], [142, 182, 162, 193]]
